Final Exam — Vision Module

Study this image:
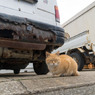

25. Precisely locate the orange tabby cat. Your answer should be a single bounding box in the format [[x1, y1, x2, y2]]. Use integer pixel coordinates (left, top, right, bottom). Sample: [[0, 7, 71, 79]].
[[46, 51, 79, 76]]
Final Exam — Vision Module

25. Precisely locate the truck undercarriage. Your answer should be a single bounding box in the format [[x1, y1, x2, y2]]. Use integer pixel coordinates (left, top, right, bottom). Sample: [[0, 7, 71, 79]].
[[0, 13, 64, 74]]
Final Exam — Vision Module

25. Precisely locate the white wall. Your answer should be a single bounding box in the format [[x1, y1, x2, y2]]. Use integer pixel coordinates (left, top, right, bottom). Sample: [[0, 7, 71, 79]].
[[62, 2, 95, 44]]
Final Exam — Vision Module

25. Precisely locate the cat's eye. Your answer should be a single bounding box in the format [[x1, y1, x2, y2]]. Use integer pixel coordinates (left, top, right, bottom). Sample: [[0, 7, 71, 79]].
[[50, 60, 56, 63]]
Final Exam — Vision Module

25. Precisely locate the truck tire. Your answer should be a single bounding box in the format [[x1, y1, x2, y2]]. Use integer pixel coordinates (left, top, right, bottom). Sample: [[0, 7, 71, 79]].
[[33, 62, 49, 75], [70, 52, 84, 71], [14, 69, 20, 74]]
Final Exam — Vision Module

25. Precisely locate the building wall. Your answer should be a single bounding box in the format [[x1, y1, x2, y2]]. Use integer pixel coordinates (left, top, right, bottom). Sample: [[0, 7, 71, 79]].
[[62, 2, 95, 44]]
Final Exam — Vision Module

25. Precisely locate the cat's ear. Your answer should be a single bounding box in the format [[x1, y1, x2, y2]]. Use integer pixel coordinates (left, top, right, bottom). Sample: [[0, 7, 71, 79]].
[[56, 51, 60, 56], [46, 52, 50, 57]]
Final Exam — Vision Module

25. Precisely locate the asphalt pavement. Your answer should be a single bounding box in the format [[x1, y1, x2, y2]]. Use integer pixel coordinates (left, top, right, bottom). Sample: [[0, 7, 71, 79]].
[[0, 69, 95, 95]]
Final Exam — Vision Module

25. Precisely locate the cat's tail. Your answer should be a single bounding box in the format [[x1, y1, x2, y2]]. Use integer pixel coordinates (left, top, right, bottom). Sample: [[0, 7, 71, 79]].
[[74, 71, 80, 76]]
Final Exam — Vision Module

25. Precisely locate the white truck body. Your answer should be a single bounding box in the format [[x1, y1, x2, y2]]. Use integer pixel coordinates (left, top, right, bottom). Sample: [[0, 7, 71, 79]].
[[0, 0, 65, 74], [52, 31, 90, 54], [0, 0, 59, 26]]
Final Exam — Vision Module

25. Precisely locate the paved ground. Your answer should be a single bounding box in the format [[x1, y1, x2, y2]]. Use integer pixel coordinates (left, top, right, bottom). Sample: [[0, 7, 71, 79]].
[[0, 63, 33, 74], [0, 69, 95, 95]]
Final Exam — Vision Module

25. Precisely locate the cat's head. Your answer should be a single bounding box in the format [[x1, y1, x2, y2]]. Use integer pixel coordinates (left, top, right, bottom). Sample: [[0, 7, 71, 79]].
[[46, 51, 60, 68]]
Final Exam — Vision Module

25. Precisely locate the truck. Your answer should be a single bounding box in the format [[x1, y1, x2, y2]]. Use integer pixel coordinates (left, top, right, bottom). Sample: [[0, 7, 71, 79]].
[[52, 2, 95, 71], [0, 0, 65, 74]]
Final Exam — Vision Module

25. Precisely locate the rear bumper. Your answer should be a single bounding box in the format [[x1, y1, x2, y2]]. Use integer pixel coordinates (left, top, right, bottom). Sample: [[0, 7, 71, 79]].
[[0, 13, 64, 47]]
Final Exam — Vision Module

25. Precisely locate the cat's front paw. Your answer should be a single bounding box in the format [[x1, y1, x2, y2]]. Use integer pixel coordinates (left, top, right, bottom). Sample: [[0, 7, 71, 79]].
[[60, 74, 64, 77], [47, 72, 53, 76]]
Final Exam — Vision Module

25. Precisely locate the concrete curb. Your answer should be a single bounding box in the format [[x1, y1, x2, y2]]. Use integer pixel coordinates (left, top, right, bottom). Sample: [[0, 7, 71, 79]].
[[19, 81, 95, 95]]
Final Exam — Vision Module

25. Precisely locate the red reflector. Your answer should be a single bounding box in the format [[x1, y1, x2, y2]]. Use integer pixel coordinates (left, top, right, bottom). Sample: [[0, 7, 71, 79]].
[[55, 6, 60, 22]]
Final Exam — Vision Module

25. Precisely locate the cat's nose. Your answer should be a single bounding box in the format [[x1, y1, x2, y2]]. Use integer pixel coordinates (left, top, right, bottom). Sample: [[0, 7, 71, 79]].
[[55, 63, 58, 66]]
